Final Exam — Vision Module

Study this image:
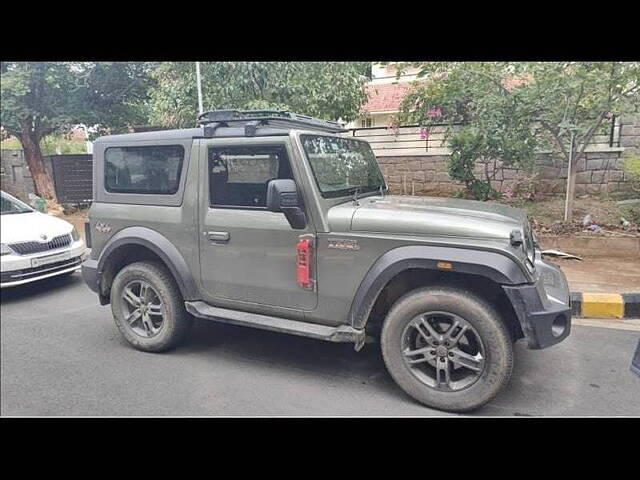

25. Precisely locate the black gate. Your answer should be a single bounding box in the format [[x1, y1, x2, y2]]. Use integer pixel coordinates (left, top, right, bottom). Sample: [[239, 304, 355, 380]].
[[48, 154, 93, 205]]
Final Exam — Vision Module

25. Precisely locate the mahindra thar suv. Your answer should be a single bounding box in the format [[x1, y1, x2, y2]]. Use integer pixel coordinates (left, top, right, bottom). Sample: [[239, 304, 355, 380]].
[[82, 110, 572, 412]]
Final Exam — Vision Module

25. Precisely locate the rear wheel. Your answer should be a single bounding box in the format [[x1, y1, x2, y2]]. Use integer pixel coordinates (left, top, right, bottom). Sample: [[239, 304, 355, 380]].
[[381, 286, 513, 412], [110, 261, 192, 352]]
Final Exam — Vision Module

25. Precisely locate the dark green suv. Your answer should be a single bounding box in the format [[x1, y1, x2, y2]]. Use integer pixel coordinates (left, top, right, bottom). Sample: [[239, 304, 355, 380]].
[[82, 110, 572, 412]]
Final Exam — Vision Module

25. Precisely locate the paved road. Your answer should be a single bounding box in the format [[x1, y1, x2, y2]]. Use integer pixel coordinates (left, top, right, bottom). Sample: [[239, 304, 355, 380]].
[[2, 273, 639, 416]]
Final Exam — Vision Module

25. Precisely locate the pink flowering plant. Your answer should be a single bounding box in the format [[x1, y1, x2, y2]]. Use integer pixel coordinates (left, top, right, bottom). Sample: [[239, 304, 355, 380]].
[[418, 105, 443, 149], [427, 106, 442, 118]]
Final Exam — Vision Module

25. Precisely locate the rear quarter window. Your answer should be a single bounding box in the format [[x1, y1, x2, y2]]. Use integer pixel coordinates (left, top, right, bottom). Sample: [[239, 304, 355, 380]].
[[104, 145, 185, 194]]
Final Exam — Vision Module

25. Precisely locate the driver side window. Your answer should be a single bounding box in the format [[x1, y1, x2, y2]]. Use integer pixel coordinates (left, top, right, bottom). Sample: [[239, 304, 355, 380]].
[[208, 145, 293, 209]]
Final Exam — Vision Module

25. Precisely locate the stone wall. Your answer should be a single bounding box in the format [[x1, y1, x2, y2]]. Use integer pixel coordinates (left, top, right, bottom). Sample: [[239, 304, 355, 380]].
[[517, 150, 631, 197], [621, 115, 640, 156], [379, 117, 640, 198], [1, 149, 55, 202], [378, 155, 463, 196], [0, 149, 36, 201]]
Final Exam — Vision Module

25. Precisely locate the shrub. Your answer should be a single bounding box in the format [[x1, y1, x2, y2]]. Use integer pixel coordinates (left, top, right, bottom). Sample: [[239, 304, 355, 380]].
[[624, 154, 640, 193]]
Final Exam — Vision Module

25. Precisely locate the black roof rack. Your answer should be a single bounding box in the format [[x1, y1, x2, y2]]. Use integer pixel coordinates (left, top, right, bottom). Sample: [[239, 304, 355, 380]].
[[197, 109, 347, 137]]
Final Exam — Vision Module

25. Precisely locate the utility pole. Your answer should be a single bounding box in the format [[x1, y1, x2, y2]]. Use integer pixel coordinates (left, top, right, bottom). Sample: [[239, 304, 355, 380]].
[[195, 62, 204, 115], [563, 131, 575, 223]]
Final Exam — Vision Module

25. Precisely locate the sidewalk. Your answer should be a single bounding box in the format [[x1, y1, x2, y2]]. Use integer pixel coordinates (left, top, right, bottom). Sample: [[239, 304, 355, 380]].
[[547, 256, 640, 319], [547, 257, 640, 293]]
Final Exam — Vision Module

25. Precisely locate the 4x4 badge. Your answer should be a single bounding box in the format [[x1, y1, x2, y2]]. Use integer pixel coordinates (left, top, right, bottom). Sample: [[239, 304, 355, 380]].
[[95, 221, 112, 234]]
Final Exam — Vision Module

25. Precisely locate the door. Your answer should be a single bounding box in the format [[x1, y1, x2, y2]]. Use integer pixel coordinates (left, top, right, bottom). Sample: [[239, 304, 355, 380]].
[[198, 139, 317, 311]]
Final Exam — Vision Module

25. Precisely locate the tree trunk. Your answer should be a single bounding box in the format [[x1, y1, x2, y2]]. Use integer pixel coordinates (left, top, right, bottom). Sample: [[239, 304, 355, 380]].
[[564, 154, 579, 222], [19, 124, 57, 201]]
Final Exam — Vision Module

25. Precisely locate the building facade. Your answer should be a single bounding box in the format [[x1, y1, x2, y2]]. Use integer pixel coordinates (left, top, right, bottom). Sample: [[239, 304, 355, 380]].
[[346, 63, 421, 129]]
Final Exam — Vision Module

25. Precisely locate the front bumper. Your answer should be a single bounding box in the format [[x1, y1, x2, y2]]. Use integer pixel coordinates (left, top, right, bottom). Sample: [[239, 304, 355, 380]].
[[503, 251, 572, 350], [82, 257, 112, 305], [81, 258, 100, 294], [1, 241, 88, 287]]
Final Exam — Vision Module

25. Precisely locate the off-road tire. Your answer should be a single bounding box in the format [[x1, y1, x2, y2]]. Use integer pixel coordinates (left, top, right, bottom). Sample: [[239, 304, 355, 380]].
[[381, 286, 513, 412], [110, 261, 192, 352]]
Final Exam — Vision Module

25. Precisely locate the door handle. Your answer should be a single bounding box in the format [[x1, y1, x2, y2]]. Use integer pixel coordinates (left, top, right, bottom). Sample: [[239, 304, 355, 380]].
[[206, 231, 230, 243]]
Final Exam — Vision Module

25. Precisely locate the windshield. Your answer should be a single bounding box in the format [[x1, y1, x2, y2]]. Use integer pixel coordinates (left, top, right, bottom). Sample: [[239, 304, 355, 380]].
[[301, 134, 385, 198], [1, 192, 33, 215]]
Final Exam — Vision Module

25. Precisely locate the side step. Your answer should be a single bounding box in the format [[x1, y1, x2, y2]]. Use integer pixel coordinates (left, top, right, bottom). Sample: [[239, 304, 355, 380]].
[[185, 301, 366, 349]]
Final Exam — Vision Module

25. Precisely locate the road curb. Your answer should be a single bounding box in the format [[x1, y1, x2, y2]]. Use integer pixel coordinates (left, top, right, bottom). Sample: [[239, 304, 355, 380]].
[[571, 292, 640, 319]]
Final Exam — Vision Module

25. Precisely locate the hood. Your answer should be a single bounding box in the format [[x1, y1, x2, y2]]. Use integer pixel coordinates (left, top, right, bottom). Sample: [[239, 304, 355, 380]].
[[0, 211, 73, 244], [328, 195, 528, 240]]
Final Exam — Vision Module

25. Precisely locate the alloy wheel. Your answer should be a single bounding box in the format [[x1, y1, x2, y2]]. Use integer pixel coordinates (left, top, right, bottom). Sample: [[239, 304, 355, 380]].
[[120, 280, 165, 338], [401, 311, 486, 391]]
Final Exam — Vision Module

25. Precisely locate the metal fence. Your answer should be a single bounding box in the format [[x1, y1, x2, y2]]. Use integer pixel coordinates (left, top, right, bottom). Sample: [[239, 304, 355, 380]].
[[345, 123, 452, 157], [48, 154, 93, 205], [345, 117, 622, 157]]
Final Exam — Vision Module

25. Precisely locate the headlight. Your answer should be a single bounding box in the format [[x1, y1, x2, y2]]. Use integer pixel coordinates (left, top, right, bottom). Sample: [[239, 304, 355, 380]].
[[531, 231, 540, 249], [71, 227, 81, 242], [523, 222, 536, 264], [1, 243, 14, 256], [525, 234, 535, 264], [511, 222, 536, 274], [525, 258, 535, 274]]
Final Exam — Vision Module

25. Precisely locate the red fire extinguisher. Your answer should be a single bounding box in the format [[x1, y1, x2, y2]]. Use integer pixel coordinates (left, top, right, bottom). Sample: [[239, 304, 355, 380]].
[[296, 237, 313, 290]]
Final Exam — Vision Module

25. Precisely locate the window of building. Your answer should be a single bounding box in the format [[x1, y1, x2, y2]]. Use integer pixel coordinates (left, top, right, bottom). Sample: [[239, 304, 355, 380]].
[[360, 117, 373, 128], [208, 145, 293, 209], [104, 145, 184, 194]]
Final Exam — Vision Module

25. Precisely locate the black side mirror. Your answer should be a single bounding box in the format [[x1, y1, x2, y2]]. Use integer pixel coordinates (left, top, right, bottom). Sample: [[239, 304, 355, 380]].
[[266, 179, 307, 230]]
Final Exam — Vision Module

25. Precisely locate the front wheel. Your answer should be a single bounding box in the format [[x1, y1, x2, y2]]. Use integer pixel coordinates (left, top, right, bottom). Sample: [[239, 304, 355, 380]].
[[381, 286, 513, 412], [110, 261, 192, 352]]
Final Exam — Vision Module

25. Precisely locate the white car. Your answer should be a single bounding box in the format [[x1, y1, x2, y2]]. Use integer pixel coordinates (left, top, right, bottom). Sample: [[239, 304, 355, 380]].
[[1, 190, 87, 288]]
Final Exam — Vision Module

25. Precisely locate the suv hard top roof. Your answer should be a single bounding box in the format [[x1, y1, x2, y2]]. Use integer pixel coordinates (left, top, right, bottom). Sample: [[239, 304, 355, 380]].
[[95, 110, 349, 144]]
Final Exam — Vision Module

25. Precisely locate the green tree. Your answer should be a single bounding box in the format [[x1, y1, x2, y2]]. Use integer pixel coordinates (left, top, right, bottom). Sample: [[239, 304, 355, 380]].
[[398, 62, 640, 217], [399, 62, 539, 200], [519, 62, 639, 220], [624, 153, 640, 193], [148, 62, 370, 128], [0, 62, 153, 200]]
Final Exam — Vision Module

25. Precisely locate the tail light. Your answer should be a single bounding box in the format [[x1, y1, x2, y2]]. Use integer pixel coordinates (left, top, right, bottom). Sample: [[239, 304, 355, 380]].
[[296, 236, 314, 290]]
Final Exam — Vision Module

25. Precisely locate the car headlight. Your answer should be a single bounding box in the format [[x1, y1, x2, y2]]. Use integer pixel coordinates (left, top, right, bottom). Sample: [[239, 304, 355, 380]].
[[511, 222, 536, 274], [525, 228, 537, 275], [525, 258, 535, 274], [71, 227, 81, 242], [1, 243, 14, 256], [525, 232, 535, 264]]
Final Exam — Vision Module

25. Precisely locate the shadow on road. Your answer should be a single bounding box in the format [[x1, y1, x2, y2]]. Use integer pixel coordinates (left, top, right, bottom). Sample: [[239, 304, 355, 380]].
[[181, 317, 408, 399], [0, 272, 83, 304], [176, 318, 585, 415], [186, 318, 387, 377]]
